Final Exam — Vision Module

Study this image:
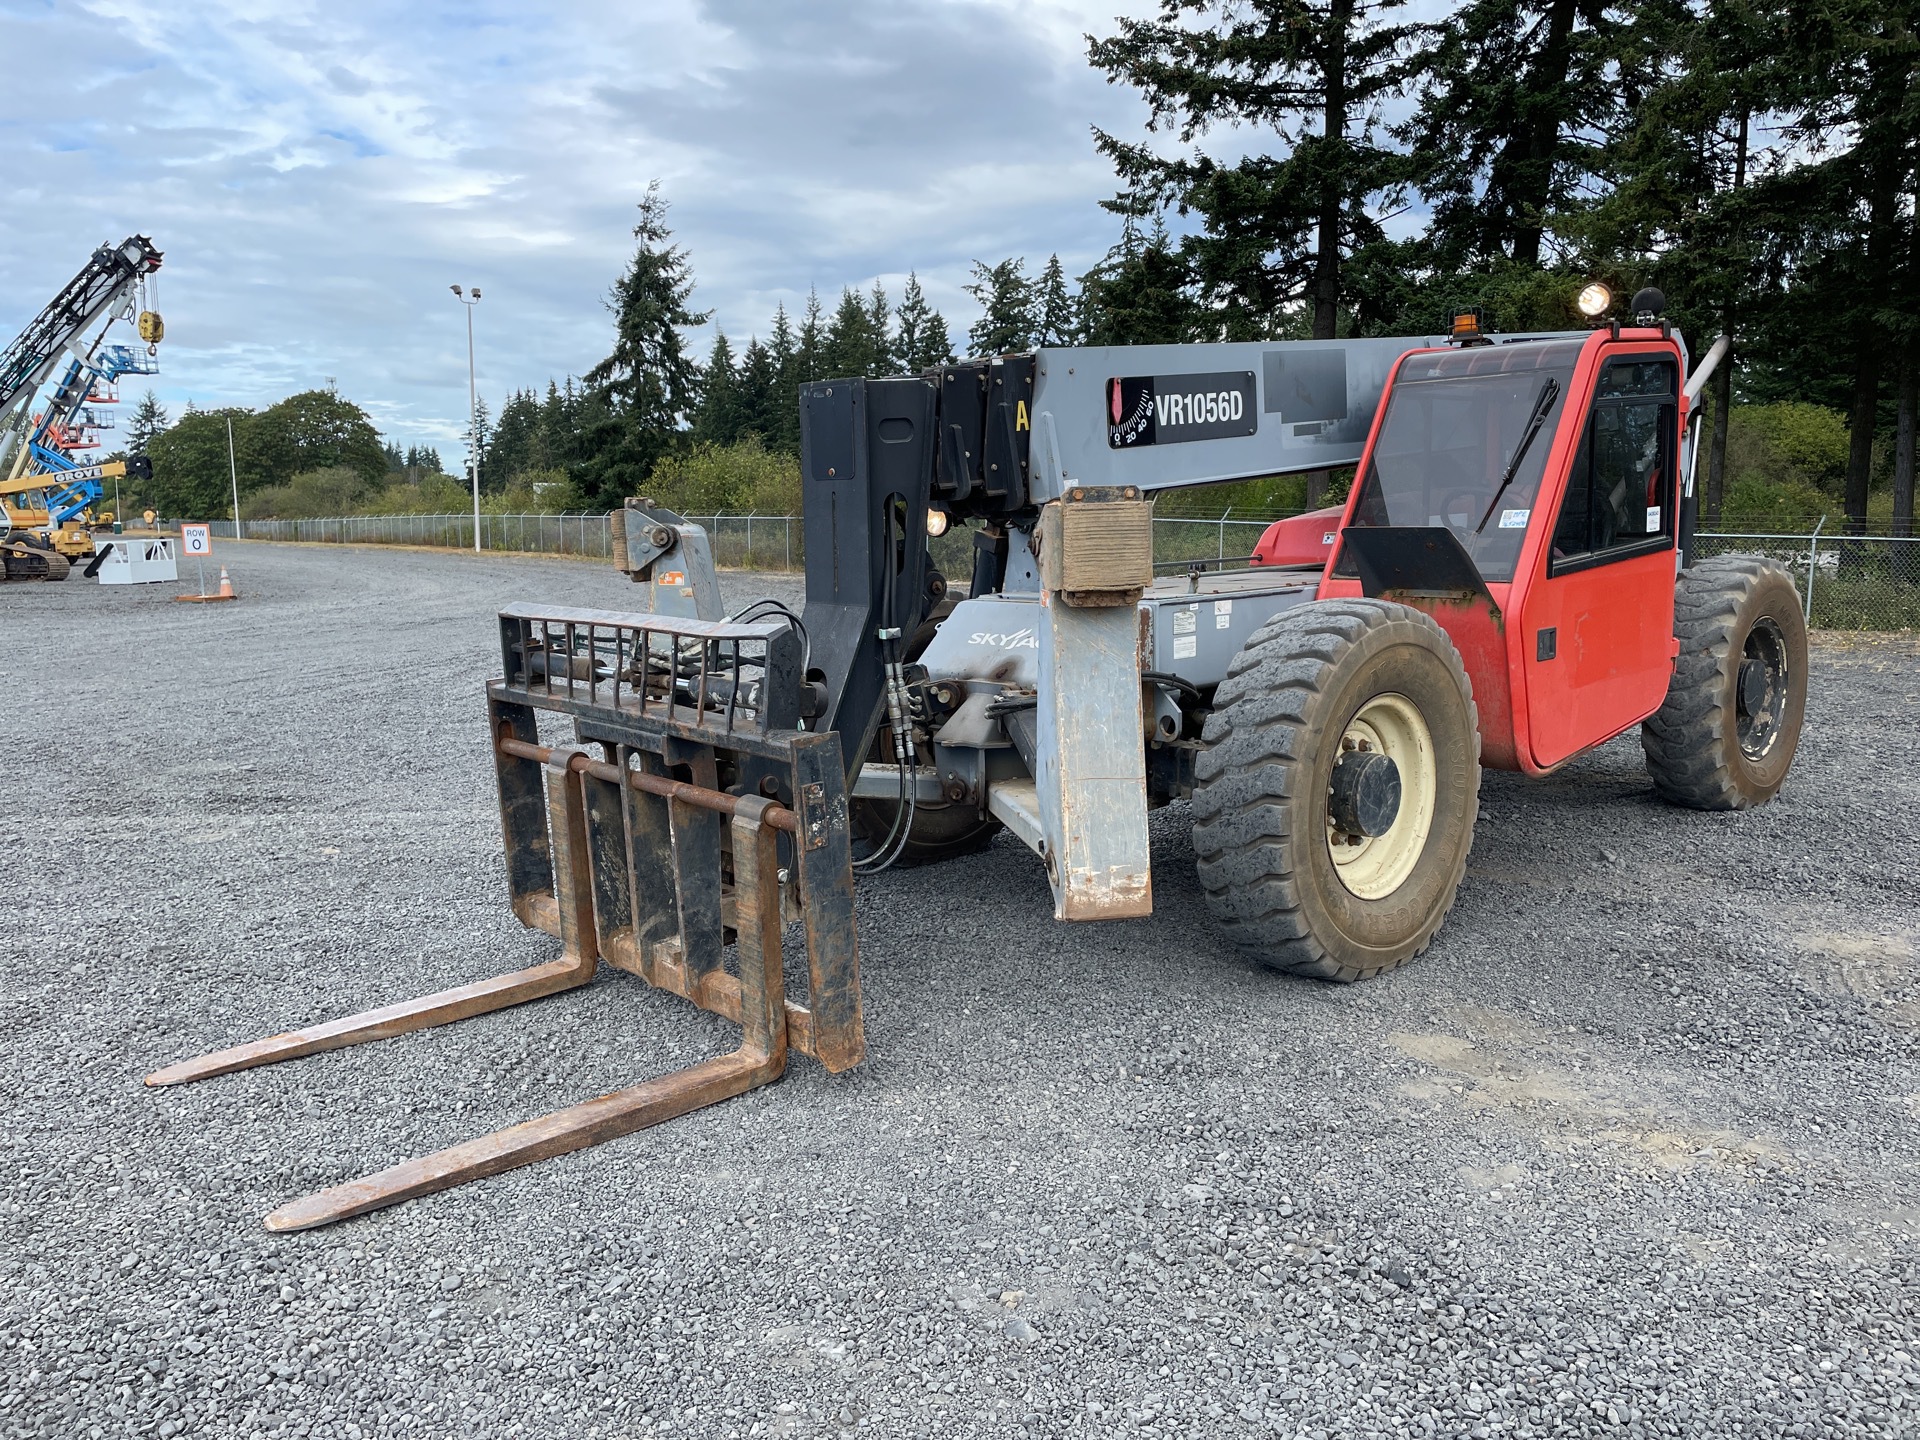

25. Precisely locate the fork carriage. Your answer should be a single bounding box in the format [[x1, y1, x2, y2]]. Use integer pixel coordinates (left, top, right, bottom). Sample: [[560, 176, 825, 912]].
[[149, 603, 861, 1231]]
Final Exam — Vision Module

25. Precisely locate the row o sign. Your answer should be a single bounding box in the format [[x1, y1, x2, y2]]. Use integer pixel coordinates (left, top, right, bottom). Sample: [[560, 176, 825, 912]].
[[181, 523, 212, 557]]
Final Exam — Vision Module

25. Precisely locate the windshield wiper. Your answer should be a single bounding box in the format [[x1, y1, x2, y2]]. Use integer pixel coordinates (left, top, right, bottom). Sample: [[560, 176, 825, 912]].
[[1475, 376, 1561, 534]]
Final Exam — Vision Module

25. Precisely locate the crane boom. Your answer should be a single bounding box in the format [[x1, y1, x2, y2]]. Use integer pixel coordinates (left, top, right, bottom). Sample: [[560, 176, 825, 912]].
[[0, 235, 162, 430]]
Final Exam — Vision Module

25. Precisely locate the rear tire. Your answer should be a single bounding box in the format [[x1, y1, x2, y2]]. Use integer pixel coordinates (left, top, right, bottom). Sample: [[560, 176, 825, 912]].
[[1642, 553, 1807, 810], [1193, 599, 1480, 982]]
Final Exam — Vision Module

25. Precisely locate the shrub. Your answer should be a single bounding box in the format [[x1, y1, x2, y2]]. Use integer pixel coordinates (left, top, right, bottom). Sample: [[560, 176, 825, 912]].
[[643, 438, 801, 516], [366, 472, 471, 514], [241, 466, 372, 519], [487, 467, 588, 515]]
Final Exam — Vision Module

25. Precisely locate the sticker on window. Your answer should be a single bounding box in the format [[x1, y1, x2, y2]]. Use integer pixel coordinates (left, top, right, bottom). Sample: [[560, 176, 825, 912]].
[[1645, 506, 1661, 531], [1498, 509, 1530, 529]]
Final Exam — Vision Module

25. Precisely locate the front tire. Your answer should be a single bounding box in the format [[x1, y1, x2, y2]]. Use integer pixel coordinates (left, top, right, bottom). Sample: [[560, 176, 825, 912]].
[[1193, 600, 1480, 982], [1642, 554, 1808, 810]]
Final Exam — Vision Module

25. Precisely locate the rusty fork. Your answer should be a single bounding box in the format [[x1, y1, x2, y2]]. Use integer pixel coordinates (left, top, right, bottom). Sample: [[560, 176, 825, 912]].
[[146, 745, 805, 1232]]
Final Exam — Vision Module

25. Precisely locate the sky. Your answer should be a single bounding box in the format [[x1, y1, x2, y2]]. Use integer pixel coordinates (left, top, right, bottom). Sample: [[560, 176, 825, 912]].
[[1, 0, 1187, 457]]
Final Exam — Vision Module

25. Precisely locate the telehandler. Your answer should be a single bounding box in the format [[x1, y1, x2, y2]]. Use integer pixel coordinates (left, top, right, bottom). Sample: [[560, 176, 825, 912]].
[[150, 293, 1807, 1230]]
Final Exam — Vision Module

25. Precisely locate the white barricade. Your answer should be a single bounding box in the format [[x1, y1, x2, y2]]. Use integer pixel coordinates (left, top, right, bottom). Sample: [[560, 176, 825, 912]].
[[94, 534, 179, 584]]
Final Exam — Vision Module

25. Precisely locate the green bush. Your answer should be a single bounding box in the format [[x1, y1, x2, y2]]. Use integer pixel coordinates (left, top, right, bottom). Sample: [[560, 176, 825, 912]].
[[486, 467, 588, 515], [365, 472, 471, 514], [241, 466, 372, 519], [1719, 474, 1832, 530], [643, 438, 801, 516]]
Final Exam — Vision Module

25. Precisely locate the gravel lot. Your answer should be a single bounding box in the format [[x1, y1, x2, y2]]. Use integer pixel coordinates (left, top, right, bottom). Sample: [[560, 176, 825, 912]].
[[3, 540, 1917, 1440]]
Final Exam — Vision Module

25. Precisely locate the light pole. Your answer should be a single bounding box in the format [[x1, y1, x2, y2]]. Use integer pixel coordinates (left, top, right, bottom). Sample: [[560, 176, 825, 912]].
[[450, 284, 482, 552]]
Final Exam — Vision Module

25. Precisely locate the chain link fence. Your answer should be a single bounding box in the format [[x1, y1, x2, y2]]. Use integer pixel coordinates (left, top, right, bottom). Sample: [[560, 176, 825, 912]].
[[212, 513, 1919, 630], [1689, 527, 1920, 631], [216, 511, 1286, 573]]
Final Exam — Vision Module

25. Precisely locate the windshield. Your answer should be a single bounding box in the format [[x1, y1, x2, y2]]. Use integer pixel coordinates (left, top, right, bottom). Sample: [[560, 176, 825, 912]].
[[1341, 341, 1585, 583]]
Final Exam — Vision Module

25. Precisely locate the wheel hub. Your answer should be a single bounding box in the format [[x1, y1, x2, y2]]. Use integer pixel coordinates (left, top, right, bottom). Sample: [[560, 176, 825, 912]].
[[1736, 618, 1788, 760], [1329, 749, 1401, 837], [1326, 693, 1437, 901]]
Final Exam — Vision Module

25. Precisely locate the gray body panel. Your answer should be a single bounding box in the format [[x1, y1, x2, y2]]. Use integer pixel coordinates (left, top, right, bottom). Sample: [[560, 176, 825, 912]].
[[1139, 571, 1319, 686], [917, 570, 1320, 698], [1024, 335, 1586, 502]]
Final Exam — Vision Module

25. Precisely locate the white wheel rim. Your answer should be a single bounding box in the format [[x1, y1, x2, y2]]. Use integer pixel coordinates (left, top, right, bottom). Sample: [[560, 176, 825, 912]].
[[1327, 692, 1437, 901]]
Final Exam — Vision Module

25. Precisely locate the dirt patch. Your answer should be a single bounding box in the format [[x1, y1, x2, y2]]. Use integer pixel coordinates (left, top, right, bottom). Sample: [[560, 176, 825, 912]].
[[1389, 1014, 1794, 1177]]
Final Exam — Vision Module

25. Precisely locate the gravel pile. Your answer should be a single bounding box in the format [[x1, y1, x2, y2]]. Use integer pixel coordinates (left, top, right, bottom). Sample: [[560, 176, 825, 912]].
[[2, 541, 1916, 1439]]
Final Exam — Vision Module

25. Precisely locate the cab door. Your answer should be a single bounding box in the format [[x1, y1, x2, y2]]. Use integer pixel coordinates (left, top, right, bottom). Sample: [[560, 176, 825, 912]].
[[1520, 353, 1681, 769]]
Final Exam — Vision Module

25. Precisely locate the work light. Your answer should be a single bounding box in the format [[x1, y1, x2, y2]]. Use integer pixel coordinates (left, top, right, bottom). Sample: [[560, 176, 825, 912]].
[[1576, 282, 1612, 318]]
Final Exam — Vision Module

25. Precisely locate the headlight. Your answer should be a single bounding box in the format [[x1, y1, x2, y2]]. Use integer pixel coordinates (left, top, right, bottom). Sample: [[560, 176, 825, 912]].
[[926, 509, 950, 538], [1576, 282, 1612, 318]]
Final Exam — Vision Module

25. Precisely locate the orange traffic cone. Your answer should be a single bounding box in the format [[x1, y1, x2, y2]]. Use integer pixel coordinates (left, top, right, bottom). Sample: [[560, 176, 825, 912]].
[[217, 566, 234, 598]]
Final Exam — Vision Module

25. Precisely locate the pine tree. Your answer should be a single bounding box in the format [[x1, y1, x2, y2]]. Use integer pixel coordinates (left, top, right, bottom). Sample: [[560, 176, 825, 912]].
[[1034, 255, 1079, 346], [1090, 0, 1421, 340], [736, 337, 781, 446], [1406, 0, 1629, 271], [1079, 222, 1202, 346], [382, 440, 404, 472], [824, 286, 890, 378], [894, 272, 955, 372], [1576, 0, 1784, 525], [487, 388, 545, 488], [125, 389, 169, 459], [868, 281, 894, 372], [580, 183, 711, 507], [692, 331, 745, 444], [767, 304, 801, 453], [965, 258, 1035, 356], [466, 396, 491, 489], [1809, 9, 1917, 537], [794, 289, 827, 385], [539, 380, 582, 477]]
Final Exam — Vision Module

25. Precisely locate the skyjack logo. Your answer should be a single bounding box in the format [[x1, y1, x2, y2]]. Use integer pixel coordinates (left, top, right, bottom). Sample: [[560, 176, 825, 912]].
[[968, 627, 1039, 650]]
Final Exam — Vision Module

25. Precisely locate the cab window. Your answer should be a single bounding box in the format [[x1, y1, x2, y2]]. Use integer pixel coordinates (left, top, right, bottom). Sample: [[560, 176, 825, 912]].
[[1550, 358, 1676, 572]]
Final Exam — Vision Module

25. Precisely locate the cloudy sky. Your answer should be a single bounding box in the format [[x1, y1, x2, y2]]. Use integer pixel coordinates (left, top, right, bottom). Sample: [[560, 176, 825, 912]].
[[1, 0, 1189, 456]]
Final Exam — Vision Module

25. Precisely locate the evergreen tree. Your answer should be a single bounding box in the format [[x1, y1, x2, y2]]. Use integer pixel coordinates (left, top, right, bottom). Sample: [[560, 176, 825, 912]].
[[539, 380, 583, 477], [580, 183, 710, 507], [1034, 254, 1079, 346], [736, 336, 781, 445], [824, 286, 891, 378], [1771, 4, 1920, 536], [894, 272, 955, 371], [1577, 0, 1785, 524], [1079, 222, 1203, 346], [125, 389, 169, 460], [794, 289, 827, 386], [965, 258, 1036, 355], [466, 396, 491, 488], [767, 303, 801, 453], [382, 440, 404, 472], [486, 388, 545, 488], [692, 331, 748, 444], [868, 281, 894, 371], [1406, 0, 1629, 271], [1089, 0, 1421, 341]]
